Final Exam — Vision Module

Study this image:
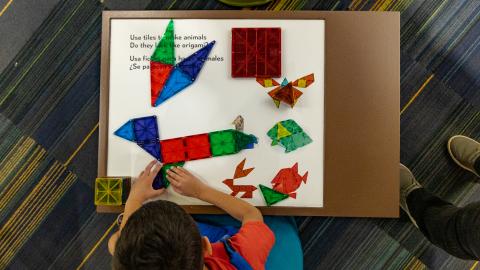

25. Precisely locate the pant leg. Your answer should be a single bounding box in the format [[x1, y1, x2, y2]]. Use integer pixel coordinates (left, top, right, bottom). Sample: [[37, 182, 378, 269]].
[[407, 188, 480, 260], [473, 157, 480, 175]]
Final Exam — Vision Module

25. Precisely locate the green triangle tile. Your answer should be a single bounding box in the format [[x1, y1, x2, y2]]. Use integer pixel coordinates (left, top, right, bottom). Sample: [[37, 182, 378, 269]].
[[151, 20, 175, 65], [259, 184, 289, 206]]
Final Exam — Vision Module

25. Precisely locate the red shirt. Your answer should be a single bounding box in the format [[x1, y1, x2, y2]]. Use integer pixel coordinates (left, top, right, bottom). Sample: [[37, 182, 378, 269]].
[[204, 221, 275, 270]]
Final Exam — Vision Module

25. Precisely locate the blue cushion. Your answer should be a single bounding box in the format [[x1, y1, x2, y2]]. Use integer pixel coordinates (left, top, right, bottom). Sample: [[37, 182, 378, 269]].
[[193, 215, 303, 270]]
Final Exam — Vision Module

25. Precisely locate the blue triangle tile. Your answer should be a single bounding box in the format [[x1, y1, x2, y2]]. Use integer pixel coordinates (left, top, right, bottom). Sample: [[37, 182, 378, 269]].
[[281, 78, 289, 86], [138, 140, 162, 161], [114, 120, 136, 142], [177, 41, 215, 81], [133, 116, 159, 142], [155, 67, 193, 106]]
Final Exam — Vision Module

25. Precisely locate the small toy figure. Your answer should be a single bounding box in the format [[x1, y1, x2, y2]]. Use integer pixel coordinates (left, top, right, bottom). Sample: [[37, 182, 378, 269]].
[[232, 115, 244, 131]]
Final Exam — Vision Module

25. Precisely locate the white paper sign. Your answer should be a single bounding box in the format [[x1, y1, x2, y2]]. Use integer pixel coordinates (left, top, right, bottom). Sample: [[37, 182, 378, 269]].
[[108, 19, 325, 207]]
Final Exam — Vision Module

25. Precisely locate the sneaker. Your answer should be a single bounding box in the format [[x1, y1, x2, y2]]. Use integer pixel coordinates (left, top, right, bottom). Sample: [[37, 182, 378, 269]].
[[447, 135, 480, 177], [400, 164, 422, 228]]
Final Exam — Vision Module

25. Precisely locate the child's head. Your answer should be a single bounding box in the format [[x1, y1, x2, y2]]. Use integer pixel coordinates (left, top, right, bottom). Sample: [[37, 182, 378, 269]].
[[111, 200, 206, 270]]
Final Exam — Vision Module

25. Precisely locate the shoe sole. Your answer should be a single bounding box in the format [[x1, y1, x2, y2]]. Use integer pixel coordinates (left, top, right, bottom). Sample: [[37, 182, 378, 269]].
[[447, 135, 480, 178], [399, 201, 418, 228], [399, 164, 419, 228]]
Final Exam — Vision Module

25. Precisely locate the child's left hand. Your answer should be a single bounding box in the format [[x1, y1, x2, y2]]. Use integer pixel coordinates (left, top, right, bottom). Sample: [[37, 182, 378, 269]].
[[129, 160, 165, 203]]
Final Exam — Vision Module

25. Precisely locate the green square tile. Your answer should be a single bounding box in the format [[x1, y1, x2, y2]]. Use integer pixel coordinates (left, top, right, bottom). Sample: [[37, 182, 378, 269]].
[[209, 130, 237, 156], [211, 141, 236, 156], [209, 130, 235, 145]]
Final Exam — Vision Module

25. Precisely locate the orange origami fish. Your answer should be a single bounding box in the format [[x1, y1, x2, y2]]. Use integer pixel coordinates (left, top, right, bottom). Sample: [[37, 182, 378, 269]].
[[271, 163, 308, 198]]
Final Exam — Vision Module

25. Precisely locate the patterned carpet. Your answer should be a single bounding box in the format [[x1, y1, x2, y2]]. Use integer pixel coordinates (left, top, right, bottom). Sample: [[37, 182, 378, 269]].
[[0, 0, 479, 269]]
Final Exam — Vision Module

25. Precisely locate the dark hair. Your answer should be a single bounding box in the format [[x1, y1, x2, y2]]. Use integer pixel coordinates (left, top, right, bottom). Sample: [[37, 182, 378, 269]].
[[112, 200, 203, 270]]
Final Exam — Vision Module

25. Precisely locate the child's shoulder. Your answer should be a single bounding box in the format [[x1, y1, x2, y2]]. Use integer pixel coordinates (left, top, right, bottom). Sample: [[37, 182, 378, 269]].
[[238, 220, 273, 236]]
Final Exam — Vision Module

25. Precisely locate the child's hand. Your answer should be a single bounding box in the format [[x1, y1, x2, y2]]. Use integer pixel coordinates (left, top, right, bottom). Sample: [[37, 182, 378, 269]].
[[166, 167, 208, 198], [129, 160, 165, 203]]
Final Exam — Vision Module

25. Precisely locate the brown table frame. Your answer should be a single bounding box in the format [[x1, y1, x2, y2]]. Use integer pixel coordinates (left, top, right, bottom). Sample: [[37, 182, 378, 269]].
[[98, 11, 400, 217]]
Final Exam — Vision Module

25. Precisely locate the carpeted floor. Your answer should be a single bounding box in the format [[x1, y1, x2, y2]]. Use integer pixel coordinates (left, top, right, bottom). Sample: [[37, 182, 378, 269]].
[[0, 0, 479, 269]]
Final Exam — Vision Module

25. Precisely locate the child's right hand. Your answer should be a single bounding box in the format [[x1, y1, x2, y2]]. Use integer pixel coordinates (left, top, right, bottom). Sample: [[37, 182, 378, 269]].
[[129, 160, 165, 204], [166, 167, 208, 198]]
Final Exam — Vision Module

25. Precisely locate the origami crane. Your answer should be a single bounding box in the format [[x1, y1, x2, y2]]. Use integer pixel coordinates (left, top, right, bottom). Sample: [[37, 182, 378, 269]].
[[256, 74, 315, 108], [114, 115, 258, 189], [150, 20, 216, 106]]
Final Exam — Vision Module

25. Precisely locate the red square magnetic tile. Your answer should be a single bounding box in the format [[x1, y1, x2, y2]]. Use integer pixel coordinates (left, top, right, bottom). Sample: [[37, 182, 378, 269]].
[[184, 134, 210, 148], [160, 138, 186, 163], [162, 150, 187, 163], [160, 138, 185, 152], [184, 134, 211, 160], [231, 27, 281, 78], [186, 146, 212, 160]]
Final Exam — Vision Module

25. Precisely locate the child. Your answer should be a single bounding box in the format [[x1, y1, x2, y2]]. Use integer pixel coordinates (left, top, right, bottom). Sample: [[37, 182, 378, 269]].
[[108, 160, 275, 270]]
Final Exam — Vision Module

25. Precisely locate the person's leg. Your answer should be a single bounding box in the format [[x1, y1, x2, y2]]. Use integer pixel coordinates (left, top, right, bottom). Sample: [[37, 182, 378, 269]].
[[406, 188, 480, 260], [400, 164, 480, 260], [474, 158, 480, 175]]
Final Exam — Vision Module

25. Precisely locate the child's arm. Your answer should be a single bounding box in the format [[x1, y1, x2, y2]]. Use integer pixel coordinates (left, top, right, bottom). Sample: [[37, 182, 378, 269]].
[[166, 167, 263, 224], [108, 161, 165, 255], [121, 160, 165, 230]]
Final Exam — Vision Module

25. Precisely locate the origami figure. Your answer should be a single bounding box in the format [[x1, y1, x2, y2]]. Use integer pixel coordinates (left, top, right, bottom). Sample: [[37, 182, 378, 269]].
[[259, 163, 308, 206], [114, 115, 258, 189], [267, 119, 312, 153], [222, 158, 257, 198], [150, 20, 216, 106], [271, 163, 308, 199], [256, 74, 314, 108], [232, 115, 244, 131]]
